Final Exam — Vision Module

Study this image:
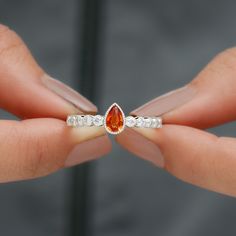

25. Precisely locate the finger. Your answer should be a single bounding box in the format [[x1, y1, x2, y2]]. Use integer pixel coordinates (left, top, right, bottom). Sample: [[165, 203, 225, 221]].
[[120, 126, 236, 197], [0, 24, 97, 119], [0, 119, 111, 182], [132, 47, 236, 129]]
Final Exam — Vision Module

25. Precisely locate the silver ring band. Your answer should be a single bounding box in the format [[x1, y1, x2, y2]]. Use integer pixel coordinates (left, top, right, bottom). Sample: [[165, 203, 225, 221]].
[[67, 103, 162, 135]]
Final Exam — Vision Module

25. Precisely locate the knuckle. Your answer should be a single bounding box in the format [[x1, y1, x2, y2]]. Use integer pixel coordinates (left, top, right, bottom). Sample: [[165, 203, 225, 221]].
[[23, 138, 46, 178], [27, 136, 62, 179], [21, 135, 62, 179], [16, 129, 50, 179], [0, 121, 62, 181]]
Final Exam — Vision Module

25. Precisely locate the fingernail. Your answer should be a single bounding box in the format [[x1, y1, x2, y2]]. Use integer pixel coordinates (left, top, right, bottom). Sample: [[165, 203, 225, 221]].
[[116, 128, 164, 168], [131, 85, 196, 116], [119, 86, 195, 167], [65, 129, 111, 167], [41, 74, 97, 114]]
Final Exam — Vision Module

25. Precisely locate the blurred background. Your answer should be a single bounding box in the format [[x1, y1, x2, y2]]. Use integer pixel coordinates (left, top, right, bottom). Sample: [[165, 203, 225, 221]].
[[0, 0, 236, 235]]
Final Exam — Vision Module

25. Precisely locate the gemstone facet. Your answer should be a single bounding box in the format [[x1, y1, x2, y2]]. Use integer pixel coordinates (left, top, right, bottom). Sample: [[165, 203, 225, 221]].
[[67, 115, 76, 126], [125, 116, 136, 127], [135, 117, 144, 127], [143, 117, 152, 128], [105, 103, 125, 134], [75, 116, 84, 127], [151, 117, 162, 128], [93, 115, 104, 126], [83, 115, 93, 126]]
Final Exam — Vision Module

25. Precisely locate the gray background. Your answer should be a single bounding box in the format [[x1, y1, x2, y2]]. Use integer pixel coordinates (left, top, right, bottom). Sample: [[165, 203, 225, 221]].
[[0, 0, 236, 235]]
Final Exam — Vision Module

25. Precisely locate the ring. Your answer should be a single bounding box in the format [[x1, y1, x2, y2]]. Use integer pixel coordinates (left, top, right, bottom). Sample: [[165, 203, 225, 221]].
[[67, 103, 162, 135]]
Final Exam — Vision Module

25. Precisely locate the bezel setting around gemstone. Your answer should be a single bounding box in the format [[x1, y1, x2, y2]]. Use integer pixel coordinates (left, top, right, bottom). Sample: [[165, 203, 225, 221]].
[[67, 103, 162, 135], [104, 103, 126, 135]]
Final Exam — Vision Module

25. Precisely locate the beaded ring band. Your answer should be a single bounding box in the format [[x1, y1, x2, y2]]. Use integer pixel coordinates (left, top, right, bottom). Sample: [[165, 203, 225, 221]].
[[67, 103, 162, 135]]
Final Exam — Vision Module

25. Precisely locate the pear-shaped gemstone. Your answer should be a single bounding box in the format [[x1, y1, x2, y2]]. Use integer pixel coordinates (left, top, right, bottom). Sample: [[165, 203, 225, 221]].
[[105, 103, 124, 134]]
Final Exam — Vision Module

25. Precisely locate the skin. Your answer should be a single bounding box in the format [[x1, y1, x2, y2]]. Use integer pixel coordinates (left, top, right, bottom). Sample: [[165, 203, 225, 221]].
[[0, 24, 111, 182], [1, 23, 236, 197], [118, 48, 236, 197]]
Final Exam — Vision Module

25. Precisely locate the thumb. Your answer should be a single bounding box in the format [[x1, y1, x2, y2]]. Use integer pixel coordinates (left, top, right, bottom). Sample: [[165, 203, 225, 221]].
[[132, 47, 236, 129], [0, 119, 111, 182], [130, 125, 236, 197], [0, 24, 97, 119]]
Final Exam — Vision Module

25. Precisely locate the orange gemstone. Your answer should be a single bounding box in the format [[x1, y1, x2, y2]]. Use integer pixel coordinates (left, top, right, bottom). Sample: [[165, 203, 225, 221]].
[[105, 104, 124, 133]]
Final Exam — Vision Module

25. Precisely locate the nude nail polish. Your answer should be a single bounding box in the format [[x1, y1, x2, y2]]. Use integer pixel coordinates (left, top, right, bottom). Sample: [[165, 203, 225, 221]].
[[116, 86, 196, 167], [41, 74, 97, 114], [116, 128, 164, 168], [132, 85, 196, 116], [65, 135, 111, 167]]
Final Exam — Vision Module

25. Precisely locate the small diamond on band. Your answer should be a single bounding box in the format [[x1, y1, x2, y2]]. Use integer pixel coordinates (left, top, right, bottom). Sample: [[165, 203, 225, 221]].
[[125, 116, 136, 127], [67, 115, 162, 128], [93, 115, 104, 126], [67, 103, 162, 135]]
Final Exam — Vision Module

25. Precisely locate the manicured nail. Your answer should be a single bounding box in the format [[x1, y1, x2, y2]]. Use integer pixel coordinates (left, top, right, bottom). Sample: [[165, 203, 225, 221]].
[[66, 135, 111, 167], [41, 74, 97, 114], [131, 85, 196, 116], [116, 86, 195, 167], [116, 128, 164, 168]]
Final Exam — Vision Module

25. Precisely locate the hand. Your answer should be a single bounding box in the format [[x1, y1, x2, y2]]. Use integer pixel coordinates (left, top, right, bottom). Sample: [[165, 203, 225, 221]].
[[117, 48, 236, 197], [0, 24, 111, 182]]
